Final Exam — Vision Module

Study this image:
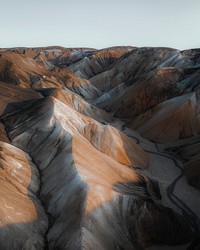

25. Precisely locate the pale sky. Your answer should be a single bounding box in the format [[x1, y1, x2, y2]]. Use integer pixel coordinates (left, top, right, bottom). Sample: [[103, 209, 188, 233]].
[[1, 0, 200, 50]]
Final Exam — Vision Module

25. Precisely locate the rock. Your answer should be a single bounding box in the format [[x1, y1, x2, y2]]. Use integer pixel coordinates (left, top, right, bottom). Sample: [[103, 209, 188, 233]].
[[0, 45, 200, 249]]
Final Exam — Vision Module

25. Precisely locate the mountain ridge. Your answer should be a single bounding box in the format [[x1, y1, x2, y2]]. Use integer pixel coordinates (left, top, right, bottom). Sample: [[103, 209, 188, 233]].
[[0, 45, 200, 250]]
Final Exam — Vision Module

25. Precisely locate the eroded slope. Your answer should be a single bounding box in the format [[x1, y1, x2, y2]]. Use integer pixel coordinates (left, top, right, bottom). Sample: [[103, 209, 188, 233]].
[[0, 45, 200, 250]]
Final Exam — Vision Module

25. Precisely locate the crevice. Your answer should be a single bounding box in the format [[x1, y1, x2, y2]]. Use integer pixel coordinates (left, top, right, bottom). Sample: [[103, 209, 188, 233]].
[[29, 154, 52, 250]]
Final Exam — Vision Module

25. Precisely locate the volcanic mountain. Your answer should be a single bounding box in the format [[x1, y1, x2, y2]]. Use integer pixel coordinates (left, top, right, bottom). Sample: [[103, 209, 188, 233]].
[[0, 46, 200, 250]]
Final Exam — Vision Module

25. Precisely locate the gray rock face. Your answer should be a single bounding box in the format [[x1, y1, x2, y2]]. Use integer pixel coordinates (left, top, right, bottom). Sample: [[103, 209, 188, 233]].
[[0, 46, 200, 250]]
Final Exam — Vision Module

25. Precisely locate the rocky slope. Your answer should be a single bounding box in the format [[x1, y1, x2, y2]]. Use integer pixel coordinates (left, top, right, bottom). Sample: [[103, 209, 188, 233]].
[[0, 46, 200, 250]]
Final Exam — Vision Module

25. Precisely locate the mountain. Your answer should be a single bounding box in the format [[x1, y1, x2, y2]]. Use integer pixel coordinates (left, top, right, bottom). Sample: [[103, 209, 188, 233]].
[[0, 46, 200, 250]]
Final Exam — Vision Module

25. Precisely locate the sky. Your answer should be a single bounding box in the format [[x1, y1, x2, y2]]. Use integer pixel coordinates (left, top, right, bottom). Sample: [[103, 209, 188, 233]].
[[1, 0, 200, 50]]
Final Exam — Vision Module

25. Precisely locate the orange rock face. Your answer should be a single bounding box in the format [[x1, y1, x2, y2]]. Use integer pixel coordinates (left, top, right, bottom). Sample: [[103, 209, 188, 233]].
[[0, 142, 48, 249], [0, 46, 200, 250]]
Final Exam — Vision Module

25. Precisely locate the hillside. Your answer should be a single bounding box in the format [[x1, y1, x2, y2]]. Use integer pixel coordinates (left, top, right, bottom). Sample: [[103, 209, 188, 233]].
[[0, 46, 200, 250]]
